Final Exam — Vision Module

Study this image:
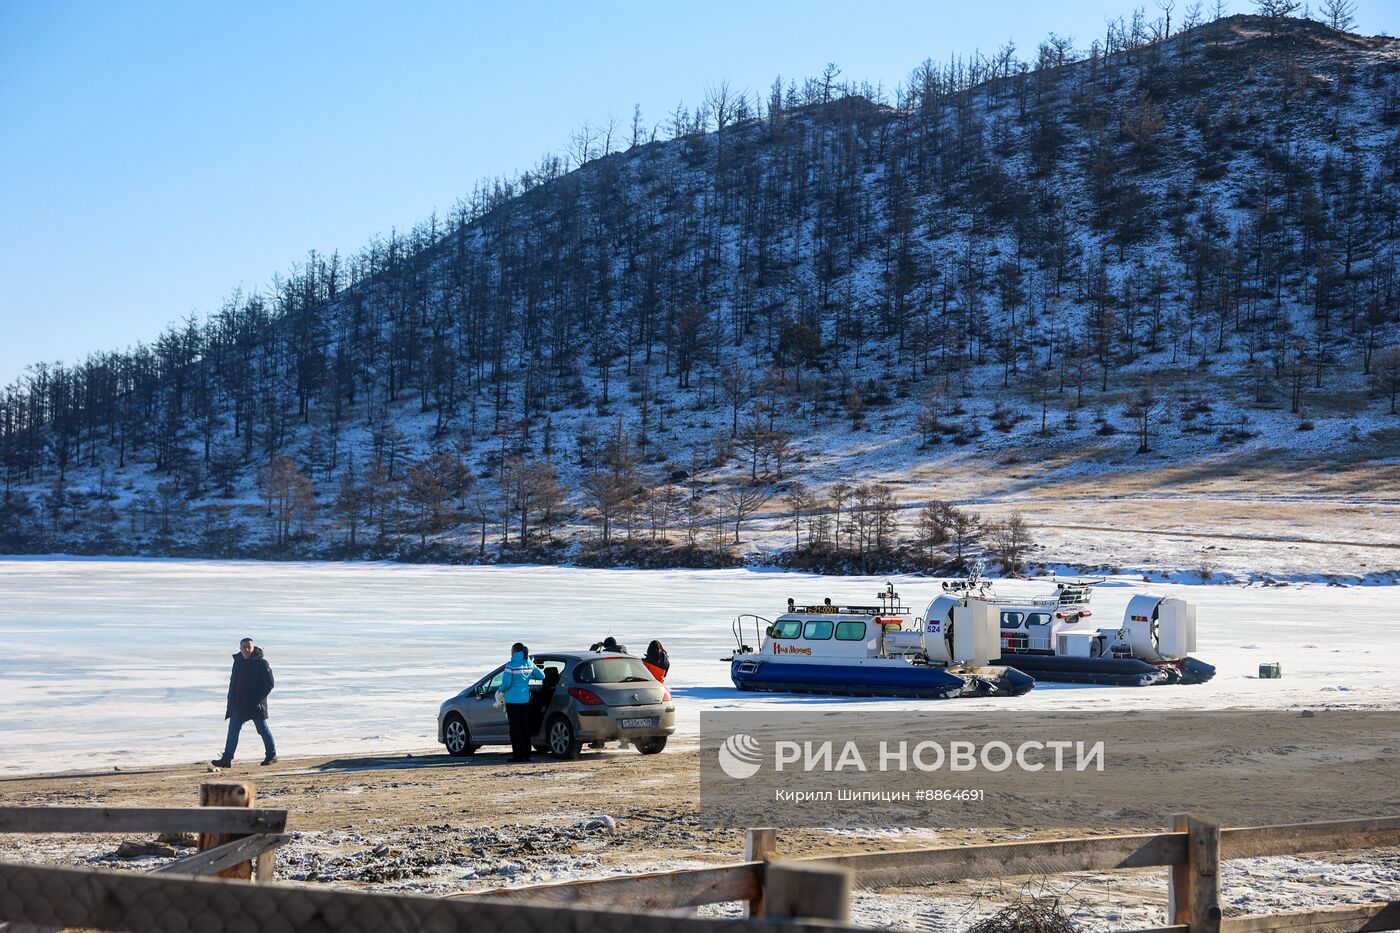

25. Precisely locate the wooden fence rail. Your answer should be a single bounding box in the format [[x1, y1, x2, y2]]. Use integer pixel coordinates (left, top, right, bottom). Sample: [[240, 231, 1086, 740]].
[[804, 829, 1184, 887], [1218, 817, 1400, 860], [151, 834, 289, 878], [0, 860, 864, 933], [467, 862, 763, 910], [1223, 902, 1400, 933], [0, 806, 287, 835]]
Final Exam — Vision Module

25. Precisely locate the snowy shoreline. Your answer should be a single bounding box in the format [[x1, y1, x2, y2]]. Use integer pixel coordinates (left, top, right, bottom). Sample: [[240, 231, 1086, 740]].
[[3, 548, 1397, 586]]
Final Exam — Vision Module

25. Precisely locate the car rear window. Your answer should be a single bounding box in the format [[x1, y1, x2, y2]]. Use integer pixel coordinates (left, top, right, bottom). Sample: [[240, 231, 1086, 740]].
[[574, 657, 655, 684]]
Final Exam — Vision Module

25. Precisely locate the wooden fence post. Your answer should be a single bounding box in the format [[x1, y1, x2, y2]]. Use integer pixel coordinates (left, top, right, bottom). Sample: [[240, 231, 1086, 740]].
[[198, 781, 259, 881], [1169, 813, 1221, 933], [762, 862, 852, 924], [1188, 816, 1222, 933], [745, 828, 777, 918], [255, 839, 276, 881], [1168, 813, 1189, 926]]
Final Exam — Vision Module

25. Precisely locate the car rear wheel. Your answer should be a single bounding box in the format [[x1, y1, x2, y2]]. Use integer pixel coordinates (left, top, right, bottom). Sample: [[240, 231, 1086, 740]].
[[633, 736, 668, 755], [443, 714, 476, 757], [547, 715, 582, 760]]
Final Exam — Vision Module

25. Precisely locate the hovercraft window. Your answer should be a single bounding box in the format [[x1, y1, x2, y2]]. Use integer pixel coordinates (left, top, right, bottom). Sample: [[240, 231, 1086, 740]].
[[1026, 612, 1053, 627], [772, 619, 803, 639], [803, 620, 834, 640], [835, 621, 867, 640], [1000, 611, 1025, 629]]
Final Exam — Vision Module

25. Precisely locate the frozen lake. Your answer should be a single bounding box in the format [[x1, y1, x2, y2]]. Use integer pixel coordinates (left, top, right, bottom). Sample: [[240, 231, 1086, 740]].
[[1, 558, 1397, 775]]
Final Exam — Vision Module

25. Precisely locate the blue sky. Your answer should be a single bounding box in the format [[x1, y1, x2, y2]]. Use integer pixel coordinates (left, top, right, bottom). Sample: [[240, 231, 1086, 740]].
[[0, 1, 1393, 384]]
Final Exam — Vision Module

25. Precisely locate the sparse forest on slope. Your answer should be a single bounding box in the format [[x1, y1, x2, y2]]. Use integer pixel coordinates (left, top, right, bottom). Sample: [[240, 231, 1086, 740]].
[[2, 10, 1398, 573]]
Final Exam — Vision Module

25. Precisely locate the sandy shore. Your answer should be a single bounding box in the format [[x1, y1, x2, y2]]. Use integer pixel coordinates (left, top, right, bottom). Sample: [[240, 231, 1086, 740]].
[[0, 744, 939, 887], [3, 744, 1397, 931]]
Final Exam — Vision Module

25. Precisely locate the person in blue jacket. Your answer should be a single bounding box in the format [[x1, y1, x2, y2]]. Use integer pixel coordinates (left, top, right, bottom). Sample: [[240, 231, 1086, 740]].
[[501, 642, 544, 762]]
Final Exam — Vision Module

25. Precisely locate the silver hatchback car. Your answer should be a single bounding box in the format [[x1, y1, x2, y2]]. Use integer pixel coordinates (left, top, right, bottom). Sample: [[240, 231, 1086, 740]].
[[436, 651, 675, 759]]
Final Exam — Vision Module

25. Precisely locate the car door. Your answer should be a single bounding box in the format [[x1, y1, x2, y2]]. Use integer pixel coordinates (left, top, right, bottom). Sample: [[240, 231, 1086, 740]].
[[529, 657, 568, 737], [464, 666, 509, 742]]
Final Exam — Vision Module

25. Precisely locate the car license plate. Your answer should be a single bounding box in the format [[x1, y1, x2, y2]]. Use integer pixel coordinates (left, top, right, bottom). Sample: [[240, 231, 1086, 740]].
[[620, 717, 657, 729]]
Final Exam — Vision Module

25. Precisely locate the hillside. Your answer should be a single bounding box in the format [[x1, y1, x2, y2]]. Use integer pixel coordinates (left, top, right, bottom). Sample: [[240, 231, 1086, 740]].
[[2, 13, 1399, 579]]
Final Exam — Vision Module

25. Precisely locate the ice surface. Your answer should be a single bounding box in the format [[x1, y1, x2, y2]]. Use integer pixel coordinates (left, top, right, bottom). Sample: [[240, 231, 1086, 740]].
[[1, 558, 1397, 775]]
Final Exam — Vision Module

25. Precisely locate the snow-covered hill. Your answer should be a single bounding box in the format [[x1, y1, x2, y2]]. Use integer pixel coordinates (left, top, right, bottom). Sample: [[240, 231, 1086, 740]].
[[2, 13, 1398, 575]]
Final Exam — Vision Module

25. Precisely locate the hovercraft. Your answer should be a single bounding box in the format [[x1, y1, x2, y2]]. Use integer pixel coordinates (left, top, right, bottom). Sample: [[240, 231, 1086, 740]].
[[924, 577, 1215, 687], [727, 584, 1034, 699]]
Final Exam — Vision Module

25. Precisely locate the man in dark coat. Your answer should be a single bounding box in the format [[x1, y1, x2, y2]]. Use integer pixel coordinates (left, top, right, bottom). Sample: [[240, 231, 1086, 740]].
[[212, 637, 277, 767], [589, 636, 629, 654]]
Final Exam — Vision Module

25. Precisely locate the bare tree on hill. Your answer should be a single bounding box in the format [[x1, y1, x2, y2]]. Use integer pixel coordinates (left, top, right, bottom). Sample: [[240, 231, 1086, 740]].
[[987, 512, 1035, 574], [261, 456, 315, 549], [1320, 0, 1356, 31], [719, 483, 773, 546], [1256, 0, 1302, 34]]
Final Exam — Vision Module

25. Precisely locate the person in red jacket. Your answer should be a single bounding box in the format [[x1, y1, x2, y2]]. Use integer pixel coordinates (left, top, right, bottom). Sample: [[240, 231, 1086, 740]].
[[643, 640, 670, 682]]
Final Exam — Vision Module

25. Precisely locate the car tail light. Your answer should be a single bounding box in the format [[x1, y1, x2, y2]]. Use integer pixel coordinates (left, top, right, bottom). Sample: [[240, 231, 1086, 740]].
[[662, 687, 672, 702], [567, 687, 605, 706]]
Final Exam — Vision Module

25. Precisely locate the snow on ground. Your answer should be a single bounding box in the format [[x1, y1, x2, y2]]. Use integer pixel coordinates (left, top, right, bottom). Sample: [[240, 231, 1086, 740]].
[[733, 487, 1400, 584], [2, 558, 1397, 776]]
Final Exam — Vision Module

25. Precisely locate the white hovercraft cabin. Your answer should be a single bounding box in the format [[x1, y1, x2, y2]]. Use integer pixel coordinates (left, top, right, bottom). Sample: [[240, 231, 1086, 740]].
[[727, 584, 1034, 698]]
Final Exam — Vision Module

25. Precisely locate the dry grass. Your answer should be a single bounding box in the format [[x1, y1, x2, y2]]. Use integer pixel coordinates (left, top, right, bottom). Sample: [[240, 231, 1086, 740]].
[[964, 896, 1079, 933]]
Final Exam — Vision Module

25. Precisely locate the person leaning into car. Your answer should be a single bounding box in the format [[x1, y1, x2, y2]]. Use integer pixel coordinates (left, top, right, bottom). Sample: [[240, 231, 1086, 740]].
[[501, 642, 544, 762]]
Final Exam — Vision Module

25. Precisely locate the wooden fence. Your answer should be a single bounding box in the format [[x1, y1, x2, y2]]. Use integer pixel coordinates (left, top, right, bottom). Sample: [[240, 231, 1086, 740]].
[[0, 780, 285, 884], [463, 813, 1400, 933], [0, 780, 855, 933], [0, 862, 853, 933], [0, 804, 1396, 933]]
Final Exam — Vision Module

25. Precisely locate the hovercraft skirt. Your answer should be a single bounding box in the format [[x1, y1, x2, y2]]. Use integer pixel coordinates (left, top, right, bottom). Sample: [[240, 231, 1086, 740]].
[[998, 653, 1214, 687], [730, 659, 966, 699]]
